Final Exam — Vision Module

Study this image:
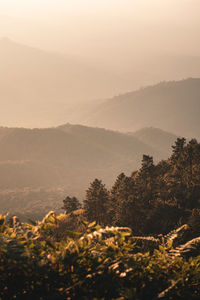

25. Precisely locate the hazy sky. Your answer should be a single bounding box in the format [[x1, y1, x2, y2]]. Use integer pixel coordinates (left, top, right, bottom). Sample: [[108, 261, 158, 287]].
[[0, 0, 200, 69], [0, 0, 199, 23], [0, 0, 199, 16], [0, 0, 199, 57]]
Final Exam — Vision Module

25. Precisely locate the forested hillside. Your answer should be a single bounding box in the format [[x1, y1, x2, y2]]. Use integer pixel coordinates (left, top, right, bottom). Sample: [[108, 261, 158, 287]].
[[0, 124, 176, 220], [82, 78, 200, 138], [0, 124, 160, 189]]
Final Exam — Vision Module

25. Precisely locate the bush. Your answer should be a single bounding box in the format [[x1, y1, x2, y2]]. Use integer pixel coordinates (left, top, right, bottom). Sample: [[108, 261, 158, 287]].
[[0, 213, 199, 299]]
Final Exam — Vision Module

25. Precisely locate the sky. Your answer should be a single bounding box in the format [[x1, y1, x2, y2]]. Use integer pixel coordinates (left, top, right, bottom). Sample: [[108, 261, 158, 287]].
[[0, 0, 199, 22], [0, 0, 200, 73], [0, 0, 200, 62], [1, 0, 149, 17]]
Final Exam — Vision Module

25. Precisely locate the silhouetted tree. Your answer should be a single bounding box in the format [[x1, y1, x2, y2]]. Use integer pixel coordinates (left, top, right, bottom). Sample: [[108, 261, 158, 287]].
[[112, 175, 136, 227], [62, 196, 81, 214], [171, 137, 186, 161], [83, 179, 109, 225], [135, 155, 156, 207]]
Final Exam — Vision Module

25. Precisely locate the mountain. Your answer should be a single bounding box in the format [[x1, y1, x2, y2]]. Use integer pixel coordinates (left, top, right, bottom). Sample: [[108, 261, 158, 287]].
[[1, 37, 200, 128], [0, 124, 162, 191], [81, 78, 200, 139], [0, 37, 121, 127], [0, 123, 182, 219]]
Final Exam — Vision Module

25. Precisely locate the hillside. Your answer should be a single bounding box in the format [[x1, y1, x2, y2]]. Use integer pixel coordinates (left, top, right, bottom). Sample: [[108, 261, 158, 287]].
[[81, 78, 200, 138], [0, 125, 183, 188], [0, 124, 170, 218], [0, 125, 158, 173], [131, 127, 178, 157]]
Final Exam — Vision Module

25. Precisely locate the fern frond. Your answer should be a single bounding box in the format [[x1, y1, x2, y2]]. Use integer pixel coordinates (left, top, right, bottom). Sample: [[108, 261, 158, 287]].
[[169, 236, 200, 258], [163, 224, 188, 245]]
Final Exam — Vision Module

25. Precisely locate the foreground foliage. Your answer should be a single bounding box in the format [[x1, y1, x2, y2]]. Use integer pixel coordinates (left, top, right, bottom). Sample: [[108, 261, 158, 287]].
[[0, 213, 200, 299]]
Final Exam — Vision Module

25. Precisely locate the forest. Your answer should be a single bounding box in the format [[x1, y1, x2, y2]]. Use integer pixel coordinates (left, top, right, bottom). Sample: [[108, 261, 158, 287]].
[[82, 138, 200, 236], [1, 138, 200, 299]]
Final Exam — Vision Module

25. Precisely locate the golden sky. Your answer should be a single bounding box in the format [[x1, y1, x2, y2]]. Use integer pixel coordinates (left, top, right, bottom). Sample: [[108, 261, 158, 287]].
[[0, 0, 199, 19], [0, 0, 199, 59]]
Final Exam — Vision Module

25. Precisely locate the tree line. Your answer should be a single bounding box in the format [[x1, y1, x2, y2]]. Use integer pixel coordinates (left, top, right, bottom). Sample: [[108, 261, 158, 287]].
[[63, 138, 200, 236]]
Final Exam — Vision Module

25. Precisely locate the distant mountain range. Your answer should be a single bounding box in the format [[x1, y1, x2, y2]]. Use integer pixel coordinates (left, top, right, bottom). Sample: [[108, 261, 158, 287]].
[[81, 78, 200, 138], [0, 37, 122, 101], [1, 37, 200, 128], [0, 37, 122, 127], [0, 124, 177, 194]]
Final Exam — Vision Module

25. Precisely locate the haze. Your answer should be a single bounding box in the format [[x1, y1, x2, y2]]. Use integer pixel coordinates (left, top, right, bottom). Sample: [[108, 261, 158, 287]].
[[1, 0, 200, 65], [0, 0, 200, 127]]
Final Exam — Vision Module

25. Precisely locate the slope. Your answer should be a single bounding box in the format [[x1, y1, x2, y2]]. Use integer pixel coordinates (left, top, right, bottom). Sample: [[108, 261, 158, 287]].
[[0, 124, 182, 218], [82, 78, 200, 138], [131, 127, 178, 157], [0, 124, 161, 191]]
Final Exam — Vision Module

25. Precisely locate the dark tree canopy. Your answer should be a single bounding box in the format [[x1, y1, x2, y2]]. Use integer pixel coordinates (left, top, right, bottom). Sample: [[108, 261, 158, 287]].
[[83, 138, 200, 235], [83, 179, 109, 225], [62, 196, 81, 214]]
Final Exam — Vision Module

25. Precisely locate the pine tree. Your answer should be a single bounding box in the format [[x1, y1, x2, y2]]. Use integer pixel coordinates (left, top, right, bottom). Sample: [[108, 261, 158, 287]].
[[62, 196, 81, 214], [135, 155, 156, 207], [83, 179, 109, 225], [168, 139, 200, 208], [171, 137, 186, 161], [112, 175, 135, 227]]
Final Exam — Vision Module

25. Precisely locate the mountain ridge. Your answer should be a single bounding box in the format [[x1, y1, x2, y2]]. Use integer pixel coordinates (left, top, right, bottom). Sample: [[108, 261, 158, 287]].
[[0, 124, 177, 192], [81, 78, 200, 138], [0, 123, 185, 218]]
